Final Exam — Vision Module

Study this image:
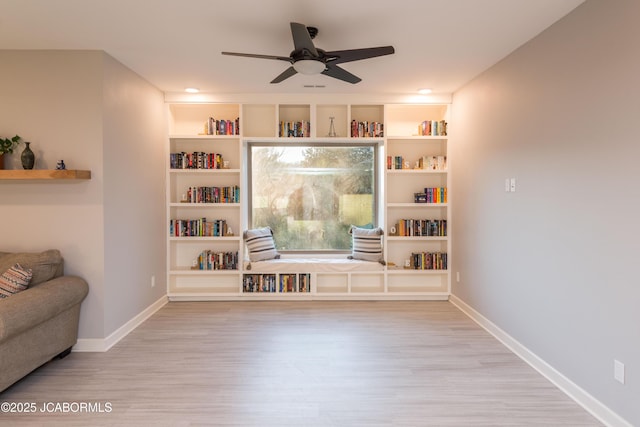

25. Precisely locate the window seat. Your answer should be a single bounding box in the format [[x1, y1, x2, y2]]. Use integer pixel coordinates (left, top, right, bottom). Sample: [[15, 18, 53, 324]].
[[244, 257, 384, 273]]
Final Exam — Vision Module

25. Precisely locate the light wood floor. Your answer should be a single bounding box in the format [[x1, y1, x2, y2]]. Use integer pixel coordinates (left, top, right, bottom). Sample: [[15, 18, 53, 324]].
[[1, 301, 601, 426]]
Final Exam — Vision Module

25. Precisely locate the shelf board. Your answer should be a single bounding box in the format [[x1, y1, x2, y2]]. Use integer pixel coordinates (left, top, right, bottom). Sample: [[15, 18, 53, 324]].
[[386, 268, 448, 274], [168, 168, 240, 174], [168, 236, 241, 241], [169, 134, 240, 139], [386, 135, 448, 140], [169, 268, 240, 275], [387, 202, 448, 208], [242, 137, 383, 144], [387, 169, 447, 174], [387, 236, 448, 241], [169, 202, 240, 208], [0, 169, 91, 180]]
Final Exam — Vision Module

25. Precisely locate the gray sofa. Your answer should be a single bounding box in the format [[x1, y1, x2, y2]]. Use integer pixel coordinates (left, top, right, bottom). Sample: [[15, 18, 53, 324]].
[[0, 249, 88, 392]]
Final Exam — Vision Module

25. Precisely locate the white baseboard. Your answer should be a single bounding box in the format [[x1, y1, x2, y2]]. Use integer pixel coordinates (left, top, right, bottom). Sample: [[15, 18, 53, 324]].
[[449, 294, 631, 427], [73, 295, 168, 352]]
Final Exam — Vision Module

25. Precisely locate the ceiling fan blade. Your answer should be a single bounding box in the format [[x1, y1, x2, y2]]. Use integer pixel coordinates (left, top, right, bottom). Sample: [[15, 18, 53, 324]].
[[290, 22, 318, 57], [221, 51, 292, 62], [321, 64, 361, 84], [271, 66, 298, 84], [324, 46, 395, 64]]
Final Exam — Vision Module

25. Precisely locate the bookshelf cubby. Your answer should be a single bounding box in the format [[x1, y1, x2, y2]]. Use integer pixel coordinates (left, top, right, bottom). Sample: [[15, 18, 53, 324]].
[[166, 101, 450, 300]]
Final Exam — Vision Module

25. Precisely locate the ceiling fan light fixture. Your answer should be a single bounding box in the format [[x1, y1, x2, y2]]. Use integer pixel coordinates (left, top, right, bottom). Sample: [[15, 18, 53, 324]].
[[293, 60, 325, 75]]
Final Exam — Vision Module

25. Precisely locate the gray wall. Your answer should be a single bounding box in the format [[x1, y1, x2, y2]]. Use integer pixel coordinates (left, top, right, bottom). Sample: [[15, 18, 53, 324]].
[[0, 50, 166, 340], [102, 53, 167, 336], [450, 1, 639, 424]]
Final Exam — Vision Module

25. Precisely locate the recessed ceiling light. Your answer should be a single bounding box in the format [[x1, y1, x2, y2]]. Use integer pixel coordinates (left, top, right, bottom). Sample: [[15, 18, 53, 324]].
[[185, 87, 200, 93], [418, 88, 432, 94]]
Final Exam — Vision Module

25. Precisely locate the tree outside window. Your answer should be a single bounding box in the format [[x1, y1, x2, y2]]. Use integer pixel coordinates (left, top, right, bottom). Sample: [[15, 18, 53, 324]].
[[250, 144, 376, 251]]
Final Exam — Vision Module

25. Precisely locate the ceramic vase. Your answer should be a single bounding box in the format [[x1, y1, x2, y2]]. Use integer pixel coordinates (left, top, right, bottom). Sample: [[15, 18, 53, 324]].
[[21, 142, 35, 170]]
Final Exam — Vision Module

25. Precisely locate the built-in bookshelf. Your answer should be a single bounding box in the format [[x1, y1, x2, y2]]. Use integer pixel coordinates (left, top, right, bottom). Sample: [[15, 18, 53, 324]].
[[166, 101, 450, 300], [167, 103, 242, 296], [384, 104, 450, 295]]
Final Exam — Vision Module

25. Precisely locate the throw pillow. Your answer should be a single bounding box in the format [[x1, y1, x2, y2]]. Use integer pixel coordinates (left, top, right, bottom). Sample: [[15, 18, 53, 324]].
[[243, 227, 280, 262], [0, 263, 33, 298], [0, 249, 63, 286], [349, 226, 385, 264]]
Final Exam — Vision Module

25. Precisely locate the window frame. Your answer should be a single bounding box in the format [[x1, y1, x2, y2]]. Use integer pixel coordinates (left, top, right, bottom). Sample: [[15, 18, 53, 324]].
[[247, 140, 380, 254]]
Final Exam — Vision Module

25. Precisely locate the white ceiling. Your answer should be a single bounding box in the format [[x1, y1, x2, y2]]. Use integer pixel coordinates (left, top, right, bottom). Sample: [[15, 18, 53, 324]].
[[0, 0, 584, 96]]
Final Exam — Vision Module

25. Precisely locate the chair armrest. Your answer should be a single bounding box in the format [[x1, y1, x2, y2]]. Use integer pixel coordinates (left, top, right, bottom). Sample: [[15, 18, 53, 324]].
[[0, 276, 88, 343]]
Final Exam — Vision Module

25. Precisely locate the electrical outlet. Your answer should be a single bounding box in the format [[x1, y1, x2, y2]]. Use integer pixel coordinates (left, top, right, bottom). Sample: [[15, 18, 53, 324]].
[[614, 360, 625, 384], [151, 275, 156, 288], [505, 178, 510, 192], [510, 178, 516, 192]]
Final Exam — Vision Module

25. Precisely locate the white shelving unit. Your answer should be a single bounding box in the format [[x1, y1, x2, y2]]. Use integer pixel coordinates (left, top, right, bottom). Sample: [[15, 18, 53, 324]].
[[167, 104, 243, 298], [384, 104, 450, 296], [166, 101, 450, 300]]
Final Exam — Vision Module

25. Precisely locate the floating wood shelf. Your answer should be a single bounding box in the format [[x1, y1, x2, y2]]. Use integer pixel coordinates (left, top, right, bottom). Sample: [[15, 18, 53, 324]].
[[0, 169, 91, 180]]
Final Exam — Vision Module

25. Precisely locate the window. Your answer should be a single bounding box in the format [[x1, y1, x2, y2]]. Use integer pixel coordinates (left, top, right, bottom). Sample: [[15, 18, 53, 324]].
[[249, 143, 377, 252]]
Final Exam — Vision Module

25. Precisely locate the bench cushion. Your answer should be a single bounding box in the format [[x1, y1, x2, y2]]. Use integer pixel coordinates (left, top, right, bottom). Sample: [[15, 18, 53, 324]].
[[245, 257, 384, 273]]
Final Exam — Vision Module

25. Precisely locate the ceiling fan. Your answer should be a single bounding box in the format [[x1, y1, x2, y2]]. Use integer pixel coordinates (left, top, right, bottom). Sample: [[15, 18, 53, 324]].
[[221, 22, 395, 84]]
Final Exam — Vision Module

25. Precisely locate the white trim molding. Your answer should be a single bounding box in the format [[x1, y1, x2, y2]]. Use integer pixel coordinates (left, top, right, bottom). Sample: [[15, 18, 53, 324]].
[[73, 296, 168, 352], [449, 294, 632, 427]]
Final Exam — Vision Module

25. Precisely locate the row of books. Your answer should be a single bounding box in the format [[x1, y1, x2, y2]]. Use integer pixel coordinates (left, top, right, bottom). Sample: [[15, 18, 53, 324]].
[[387, 155, 447, 170], [395, 219, 447, 237], [415, 187, 447, 203], [418, 120, 447, 136], [351, 120, 384, 138], [169, 218, 230, 237], [280, 273, 311, 292], [204, 117, 239, 135], [242, 273, 311, 293], [410, 252, 448, 270], [418, 156, 447, 171], [243, 274, 276, 293], [184, 185, 240, 204], [388, 156, 409, 170], [170, 152, 226, 169], [279, 120, 311, 137], [192, 250, 238, 270]]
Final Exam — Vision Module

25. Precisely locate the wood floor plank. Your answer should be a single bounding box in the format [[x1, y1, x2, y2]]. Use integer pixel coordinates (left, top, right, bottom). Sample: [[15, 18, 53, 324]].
[[0, 301, 602, 426]]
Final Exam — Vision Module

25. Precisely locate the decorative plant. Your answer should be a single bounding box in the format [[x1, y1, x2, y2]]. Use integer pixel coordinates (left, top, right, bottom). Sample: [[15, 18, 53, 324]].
[[0, 135, 23, 155]]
